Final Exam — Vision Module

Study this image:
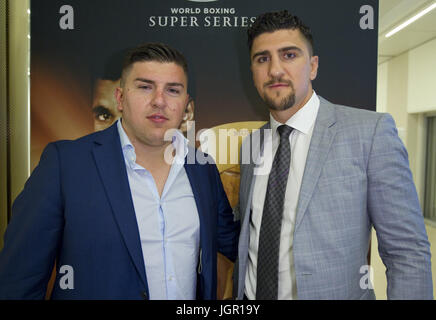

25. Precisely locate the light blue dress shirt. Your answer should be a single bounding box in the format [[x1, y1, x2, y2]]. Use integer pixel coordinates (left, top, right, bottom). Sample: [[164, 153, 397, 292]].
[[117, 119, 200, 300]]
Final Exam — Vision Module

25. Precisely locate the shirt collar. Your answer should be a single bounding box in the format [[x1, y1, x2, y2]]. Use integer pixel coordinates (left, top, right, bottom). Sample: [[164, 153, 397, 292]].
[[270, 90, 320, 137], [117, 118, 189, 165], [117, 118, 133, 152]]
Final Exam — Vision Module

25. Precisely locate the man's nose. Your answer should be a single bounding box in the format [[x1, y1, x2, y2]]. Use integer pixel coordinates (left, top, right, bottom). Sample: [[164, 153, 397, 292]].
[[151, 88, 165, 108], [268, 56, 285, 79]]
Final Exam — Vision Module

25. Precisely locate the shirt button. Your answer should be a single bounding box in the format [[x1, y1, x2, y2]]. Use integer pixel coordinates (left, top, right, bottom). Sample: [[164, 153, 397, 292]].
[[169, 276, 173, 281], [141, 291, 148, 299]]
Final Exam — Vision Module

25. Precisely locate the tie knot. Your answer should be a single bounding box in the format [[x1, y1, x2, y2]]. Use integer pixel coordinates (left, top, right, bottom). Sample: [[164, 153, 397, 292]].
[[277, 125, 293, 139]]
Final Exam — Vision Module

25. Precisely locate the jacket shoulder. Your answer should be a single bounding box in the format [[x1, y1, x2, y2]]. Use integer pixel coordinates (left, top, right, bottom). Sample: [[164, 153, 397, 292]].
[[320, 97, 393, 131], [50, 126, 116, 152]]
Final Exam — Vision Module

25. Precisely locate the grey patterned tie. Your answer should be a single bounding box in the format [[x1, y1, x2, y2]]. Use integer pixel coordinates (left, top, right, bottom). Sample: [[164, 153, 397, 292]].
[[256, 124, 293, 300]]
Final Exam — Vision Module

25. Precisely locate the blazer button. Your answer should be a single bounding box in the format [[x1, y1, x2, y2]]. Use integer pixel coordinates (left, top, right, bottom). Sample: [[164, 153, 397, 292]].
[[142, 291, 148, 300]]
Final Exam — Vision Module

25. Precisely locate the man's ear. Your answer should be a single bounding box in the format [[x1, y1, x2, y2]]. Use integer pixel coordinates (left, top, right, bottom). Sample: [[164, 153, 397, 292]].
[[310, 55, 319, 81], [180, 99, 195, 133], [183, 99, 194, 121], [115, 87, 124, 112]]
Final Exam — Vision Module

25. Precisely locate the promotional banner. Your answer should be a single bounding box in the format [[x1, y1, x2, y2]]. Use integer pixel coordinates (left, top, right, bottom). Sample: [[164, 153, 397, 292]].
[[30, 0, 379, 170]]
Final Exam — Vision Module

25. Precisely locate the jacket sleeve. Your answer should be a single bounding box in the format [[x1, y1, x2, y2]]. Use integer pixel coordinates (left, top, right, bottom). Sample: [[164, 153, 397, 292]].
[[212, 164, 240, 263], [0, 143, 64, 299], [367, 113, 433, 299]]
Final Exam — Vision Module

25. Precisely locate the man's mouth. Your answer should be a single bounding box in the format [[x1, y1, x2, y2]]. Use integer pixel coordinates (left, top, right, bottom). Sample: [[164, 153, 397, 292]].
[[147, 114, 169, 123], [264, 79, 292, 89], [268, 83, 289, 88]]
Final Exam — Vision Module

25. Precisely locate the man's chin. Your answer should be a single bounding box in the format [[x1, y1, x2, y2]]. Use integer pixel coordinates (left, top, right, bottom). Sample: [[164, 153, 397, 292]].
[[268, 104, 294, 112], [136, 131, 170, 148], [264, 95, 296, 111], [143, 138, 171, 148]]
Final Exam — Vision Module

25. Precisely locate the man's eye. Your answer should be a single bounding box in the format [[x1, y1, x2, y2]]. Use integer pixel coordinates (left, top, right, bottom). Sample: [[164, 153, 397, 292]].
[[257, 56, 269, 63], [168, 88, 180, 95], [93, 106, 113, 122], [284, 52, 296, 59], [139, 85, 152, 90], [98, 113, 111, 121]]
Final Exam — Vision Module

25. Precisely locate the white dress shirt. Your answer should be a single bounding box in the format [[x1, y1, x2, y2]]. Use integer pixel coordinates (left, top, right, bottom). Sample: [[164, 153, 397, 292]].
[[117, 119, 200, 300], [245, 91, 320, 299]]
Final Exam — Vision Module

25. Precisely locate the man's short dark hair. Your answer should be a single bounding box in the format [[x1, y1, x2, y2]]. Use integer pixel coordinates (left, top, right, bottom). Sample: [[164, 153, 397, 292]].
[[247, 10, 314, 55], [121, 42, 188, 86]]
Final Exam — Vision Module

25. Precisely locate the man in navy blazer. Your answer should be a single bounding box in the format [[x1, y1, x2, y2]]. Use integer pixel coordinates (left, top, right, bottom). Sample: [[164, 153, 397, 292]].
[[0, 43, 239, 299]]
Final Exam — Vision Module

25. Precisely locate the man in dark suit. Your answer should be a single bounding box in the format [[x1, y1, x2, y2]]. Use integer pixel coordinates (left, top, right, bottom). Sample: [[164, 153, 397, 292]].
[[0, 42, 239, 299]]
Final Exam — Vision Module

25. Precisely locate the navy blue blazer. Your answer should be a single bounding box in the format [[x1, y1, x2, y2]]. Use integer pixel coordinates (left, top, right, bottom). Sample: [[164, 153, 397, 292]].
[[0, 123, 239, 299]]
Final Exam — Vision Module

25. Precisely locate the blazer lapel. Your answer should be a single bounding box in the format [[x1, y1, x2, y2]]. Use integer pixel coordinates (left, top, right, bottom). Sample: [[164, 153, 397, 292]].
[[184, 149, 211, 255], [92, 124, 148, 289], [240, 122, 270, 223], [295, 97, 337, 230], [236, 123, 270, 297]]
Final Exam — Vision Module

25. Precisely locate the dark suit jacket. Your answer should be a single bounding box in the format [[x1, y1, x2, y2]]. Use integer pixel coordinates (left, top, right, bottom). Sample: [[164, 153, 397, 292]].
[[0, 123, 239, 299]]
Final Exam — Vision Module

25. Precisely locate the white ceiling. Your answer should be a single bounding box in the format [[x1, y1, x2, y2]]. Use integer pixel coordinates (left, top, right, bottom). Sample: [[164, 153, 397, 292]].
[[378, 0, 436, 64]]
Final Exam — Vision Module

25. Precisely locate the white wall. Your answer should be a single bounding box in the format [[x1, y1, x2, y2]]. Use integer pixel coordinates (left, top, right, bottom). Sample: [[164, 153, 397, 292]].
[[376, 61, 388, 113], [408, 38, 436, 113]]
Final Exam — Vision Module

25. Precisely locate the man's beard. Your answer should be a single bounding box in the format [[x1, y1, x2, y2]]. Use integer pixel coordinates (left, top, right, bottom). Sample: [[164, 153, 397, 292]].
[[262, 80, 296, 111]]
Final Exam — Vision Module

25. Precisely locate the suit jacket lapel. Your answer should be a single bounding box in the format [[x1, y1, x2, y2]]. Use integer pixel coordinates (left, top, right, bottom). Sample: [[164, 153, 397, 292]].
[[236, 123, 270, 296], [184, 149, 211, 255], [295, 97, 337, 230], [240, 122, 270, 223], [92, 123, 148, 290]]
